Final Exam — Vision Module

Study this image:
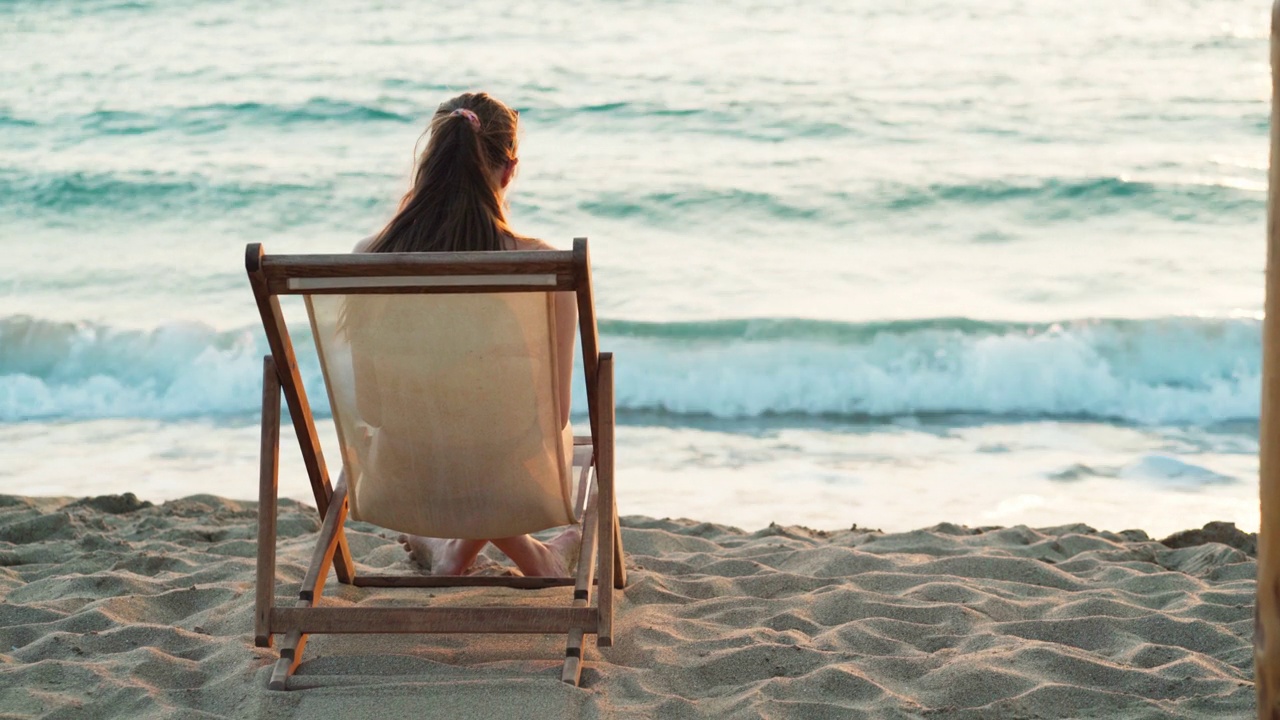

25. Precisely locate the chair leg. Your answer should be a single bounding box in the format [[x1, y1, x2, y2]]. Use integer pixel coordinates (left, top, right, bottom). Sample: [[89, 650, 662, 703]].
[[613, 499, 627, 589], [329, 469, 357, 585], [266, 483, 346, 690], [562, 628, 585, 686], [268, 629, 308, 691], [300, 480, 349, 603], [255, 356, 281, 649], [597, 518, 614, 648], [596, 353, 616, 648], [563, 479, 599, 686]]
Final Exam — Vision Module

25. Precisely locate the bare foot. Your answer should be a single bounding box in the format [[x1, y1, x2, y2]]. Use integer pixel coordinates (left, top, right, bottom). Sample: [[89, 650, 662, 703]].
[[490, 526, 584, 577], [542, 526, 583, 577], [398, 533, 438, 570], [397, 534, 482, 575]]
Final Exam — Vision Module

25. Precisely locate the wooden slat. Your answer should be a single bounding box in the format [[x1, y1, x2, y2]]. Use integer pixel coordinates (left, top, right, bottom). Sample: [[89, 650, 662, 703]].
[[596, 353, 616, 647], [271, 607, 596, 635], [281, 274, 567, 295], [270, 280, 577, 296], [299, 481, 349, 602], [255, 356, 281, 649], [288, 273, 558, 290], [261, 249, 576, 293], [574, 238, 601, 451], [264, 248, 574, 274], [1259, 6, 1280, 717], [352, 575, 574, 589], [247, 244, 356, 584]]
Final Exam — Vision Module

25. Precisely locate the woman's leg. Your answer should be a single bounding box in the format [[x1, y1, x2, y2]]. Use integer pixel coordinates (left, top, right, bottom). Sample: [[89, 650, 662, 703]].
[[490, 526, 582, 577], [398, 526, 582, 576]]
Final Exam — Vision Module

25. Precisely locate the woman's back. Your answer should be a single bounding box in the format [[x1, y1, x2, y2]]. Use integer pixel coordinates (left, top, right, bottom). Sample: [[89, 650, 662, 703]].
[[351, 90, 586, 577]]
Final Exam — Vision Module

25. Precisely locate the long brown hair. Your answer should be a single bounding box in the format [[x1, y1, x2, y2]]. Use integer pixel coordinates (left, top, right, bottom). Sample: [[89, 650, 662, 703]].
[[369, 92, 520, 253]]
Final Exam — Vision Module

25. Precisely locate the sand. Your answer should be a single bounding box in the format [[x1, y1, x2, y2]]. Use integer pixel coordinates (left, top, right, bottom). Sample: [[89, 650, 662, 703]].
[[0, 494, 1256, 719]]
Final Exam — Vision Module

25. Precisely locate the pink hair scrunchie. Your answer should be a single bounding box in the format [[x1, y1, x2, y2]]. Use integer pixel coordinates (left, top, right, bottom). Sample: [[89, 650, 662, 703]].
[[451, 108, 481, 131]]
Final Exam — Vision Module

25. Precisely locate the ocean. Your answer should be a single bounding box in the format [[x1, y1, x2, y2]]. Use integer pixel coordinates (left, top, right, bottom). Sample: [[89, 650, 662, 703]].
[[0, 0, 1268, 536]]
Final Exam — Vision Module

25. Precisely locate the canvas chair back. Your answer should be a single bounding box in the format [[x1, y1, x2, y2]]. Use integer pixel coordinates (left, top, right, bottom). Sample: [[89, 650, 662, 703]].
[[305, 291, 576, 540]]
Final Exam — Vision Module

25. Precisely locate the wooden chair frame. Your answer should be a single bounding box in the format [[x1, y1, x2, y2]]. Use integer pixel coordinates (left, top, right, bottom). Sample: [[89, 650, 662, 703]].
[[246, 238, 626, 689]]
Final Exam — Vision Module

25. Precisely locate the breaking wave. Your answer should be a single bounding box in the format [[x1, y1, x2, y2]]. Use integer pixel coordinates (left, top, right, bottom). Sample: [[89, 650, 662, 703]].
[[0, 314, 1259, 425]]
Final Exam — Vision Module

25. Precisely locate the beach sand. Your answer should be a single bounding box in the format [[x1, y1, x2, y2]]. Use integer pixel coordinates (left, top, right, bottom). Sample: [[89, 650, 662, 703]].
[[0, 494, 1256, 719]]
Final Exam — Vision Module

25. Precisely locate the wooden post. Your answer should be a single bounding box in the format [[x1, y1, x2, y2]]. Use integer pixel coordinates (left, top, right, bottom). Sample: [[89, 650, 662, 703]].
[[596, 353, 615, 648], [563, 481, 600, 685], [255, 356, 281, 648], [1260, 4, 1280, 717], [573, 238, 601, 452]]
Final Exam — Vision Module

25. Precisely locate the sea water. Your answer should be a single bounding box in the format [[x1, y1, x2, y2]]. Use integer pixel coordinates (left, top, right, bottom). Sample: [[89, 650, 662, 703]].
[[0, 0, 1268, 535]]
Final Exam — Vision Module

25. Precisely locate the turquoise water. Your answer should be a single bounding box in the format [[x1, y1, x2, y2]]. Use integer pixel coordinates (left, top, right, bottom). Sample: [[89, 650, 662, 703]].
[[0, 0, 1268, 533]]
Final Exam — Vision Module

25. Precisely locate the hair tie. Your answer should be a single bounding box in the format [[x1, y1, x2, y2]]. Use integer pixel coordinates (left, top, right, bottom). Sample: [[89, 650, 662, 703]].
[[451, 108, 481, 131]]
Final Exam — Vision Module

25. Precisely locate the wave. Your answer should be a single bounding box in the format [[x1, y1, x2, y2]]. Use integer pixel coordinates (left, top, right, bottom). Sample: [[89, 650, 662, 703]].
[[881, 175, 1264, 222], [525, 101, 853, 141], [78, 99, 414, 135], [0, 167, 383, 220], [0, 114, 37, 129], [580, 189, 824, 224], [10, 97, 852, 141], [0, 99, 413, 138], [0, 314, 1260, 426], [0, 160, 1258, 227], [577, 175, 1261, 226]]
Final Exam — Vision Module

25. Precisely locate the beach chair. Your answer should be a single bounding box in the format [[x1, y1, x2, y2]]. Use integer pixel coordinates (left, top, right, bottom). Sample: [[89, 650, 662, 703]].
[[245, 238, 625, 689]]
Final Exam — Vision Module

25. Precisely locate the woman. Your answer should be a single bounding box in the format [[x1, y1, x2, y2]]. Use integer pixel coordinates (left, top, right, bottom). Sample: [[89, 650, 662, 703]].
[[357, 92, 580, 577]]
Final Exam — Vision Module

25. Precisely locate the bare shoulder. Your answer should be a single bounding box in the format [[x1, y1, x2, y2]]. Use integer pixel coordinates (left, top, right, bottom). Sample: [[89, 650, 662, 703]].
[[352, 235, 378, 253], [509, 235, 560, 252]]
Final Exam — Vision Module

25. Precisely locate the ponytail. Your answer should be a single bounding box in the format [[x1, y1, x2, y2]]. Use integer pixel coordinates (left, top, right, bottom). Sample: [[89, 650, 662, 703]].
[[370, 93, 519, 253]]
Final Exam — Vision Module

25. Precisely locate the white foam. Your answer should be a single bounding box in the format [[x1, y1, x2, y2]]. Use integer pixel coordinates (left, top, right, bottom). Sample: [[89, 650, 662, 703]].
[[610, 318, 1260, 424]]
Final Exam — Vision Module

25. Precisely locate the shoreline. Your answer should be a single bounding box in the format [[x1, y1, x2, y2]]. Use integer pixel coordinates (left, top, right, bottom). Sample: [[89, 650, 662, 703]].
[[0, 493, 1257, 718]]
